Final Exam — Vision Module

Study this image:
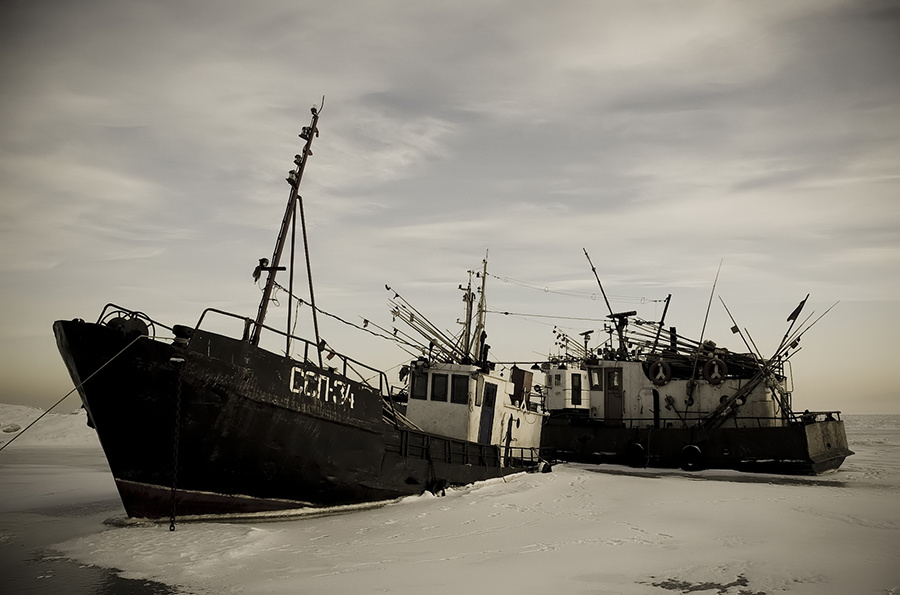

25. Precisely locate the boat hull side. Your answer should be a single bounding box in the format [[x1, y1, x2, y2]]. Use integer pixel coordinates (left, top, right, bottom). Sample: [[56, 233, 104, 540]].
[[53, 319, 535, 518], [541, 417, 853, 475]]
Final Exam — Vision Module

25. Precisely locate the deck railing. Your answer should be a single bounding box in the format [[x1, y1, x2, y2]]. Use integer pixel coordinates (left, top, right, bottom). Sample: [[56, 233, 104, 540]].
[[94, 303, 392, 396], [386, 429, 547, 469], [599, 411, 843, 429], [194, 307, 392, 395]]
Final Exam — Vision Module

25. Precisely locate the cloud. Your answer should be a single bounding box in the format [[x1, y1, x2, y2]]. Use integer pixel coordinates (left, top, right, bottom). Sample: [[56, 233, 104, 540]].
[[0, 0, 898, 411]]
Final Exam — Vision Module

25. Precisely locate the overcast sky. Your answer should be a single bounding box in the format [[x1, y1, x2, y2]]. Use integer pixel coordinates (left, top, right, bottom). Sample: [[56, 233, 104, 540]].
[[1, 0, 898, 413]]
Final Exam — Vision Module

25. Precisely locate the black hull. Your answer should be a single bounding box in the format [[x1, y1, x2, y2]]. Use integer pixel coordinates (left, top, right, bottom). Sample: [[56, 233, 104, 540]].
[[541, 416, 853, 475], [54, 319, 535, 519]]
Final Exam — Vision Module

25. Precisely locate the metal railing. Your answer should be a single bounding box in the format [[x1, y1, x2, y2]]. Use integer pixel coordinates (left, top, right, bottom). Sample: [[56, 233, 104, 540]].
[[601, 411, 843, 429], [194, 307, 391, 395], [503, 446, 548, 467], [93, 303, 391, 396], [387, 430, 547, 469]]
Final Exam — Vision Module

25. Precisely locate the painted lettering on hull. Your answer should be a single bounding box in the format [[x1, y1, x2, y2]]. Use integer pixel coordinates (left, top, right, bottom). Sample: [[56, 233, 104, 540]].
[[289, 367, 355, 409]]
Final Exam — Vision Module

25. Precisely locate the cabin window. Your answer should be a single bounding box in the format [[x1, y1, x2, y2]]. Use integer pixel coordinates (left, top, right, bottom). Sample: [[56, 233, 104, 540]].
[[590, 369, 602, 390], [431, 373, 448, 402], [450, 374, 469, 404], [554, 374, 561, 387], [571, 373, 582, 406], [411, 371, 428, 400], [609, 369, 620, 388]]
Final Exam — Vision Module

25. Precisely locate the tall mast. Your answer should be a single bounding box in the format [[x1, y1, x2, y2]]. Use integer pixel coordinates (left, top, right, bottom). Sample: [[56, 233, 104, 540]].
[[472, 251, 489, 361], [251, 103, 322, 347], [461, 269, 475, 361]]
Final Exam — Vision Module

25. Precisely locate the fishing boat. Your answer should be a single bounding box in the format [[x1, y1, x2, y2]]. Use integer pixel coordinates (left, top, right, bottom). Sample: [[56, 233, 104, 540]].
[[52, 105, 544, 522], [535, 252, 852, 475]]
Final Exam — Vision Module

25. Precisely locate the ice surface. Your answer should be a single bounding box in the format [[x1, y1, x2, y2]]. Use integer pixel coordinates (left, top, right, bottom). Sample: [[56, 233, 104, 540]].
[[0, 404, 171, 593], [0, 403, 99, 447], [2, 405, 898, 594]]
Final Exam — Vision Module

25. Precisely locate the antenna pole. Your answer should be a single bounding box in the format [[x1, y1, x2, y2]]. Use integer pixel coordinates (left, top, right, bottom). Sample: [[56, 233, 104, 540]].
[[461, 270, 475, 361], [583, 248, 614, 317], [687, 259, 723, 392], [650, 293, 672, 353], [472, 251, 490, 362]]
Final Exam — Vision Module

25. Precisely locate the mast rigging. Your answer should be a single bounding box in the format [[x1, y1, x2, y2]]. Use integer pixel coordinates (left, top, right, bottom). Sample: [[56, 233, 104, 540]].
[[251, 100, 324, 364]]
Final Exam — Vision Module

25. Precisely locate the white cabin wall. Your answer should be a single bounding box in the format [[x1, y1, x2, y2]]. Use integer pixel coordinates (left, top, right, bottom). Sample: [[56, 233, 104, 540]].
[[544, 371, 565, 410], [467, 370, 535, 445], [583, 363, 643, 422], [405, 365, 477, 441], [405, 391, 469, 441], [589, 391, 605, 419], [404, 363, 547, 452], [642, 380, 737, 426], [644, 379, 781, 427], [587, 367, 604, 419], [740, 385, 783, 427], [484, 375, 544, 448], [496, 401, 544, 451], [563, 362, 786, 428], [621, 365, 648, 421], [470, 375, 488, 443], [542, 369, 590, 411]]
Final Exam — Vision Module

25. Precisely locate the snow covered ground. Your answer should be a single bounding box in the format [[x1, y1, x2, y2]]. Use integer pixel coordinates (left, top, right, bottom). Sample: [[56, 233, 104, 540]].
[[1, 404, 898, 594]]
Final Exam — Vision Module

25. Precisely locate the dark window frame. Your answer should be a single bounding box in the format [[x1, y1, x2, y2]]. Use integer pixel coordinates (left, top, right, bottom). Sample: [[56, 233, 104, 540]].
[[430, 373, 449, 402], [571, 372, 582, 406], [411, 371, 428, 400], [450, 374, 469, 404]]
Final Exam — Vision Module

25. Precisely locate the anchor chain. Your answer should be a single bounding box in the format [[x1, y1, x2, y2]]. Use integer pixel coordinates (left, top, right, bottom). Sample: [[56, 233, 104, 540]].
[[169, 356, 185, 531]]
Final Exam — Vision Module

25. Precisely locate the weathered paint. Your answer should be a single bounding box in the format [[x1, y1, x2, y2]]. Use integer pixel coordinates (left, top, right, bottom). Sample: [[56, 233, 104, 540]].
[[54, 318, 542, 518], [538, 360, 852, 474]]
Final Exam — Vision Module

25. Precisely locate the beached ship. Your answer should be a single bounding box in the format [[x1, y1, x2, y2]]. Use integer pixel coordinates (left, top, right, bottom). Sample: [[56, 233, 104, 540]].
[[52, 105, 544, 521], [535, 253, 852, 475]]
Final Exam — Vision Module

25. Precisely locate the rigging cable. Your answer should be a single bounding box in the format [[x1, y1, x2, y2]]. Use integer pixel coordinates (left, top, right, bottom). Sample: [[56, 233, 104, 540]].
[[488, 272, 665, 305], [485, 309, 608, 323], [272, 281, 422, 351], [0, 333, 146, 453]]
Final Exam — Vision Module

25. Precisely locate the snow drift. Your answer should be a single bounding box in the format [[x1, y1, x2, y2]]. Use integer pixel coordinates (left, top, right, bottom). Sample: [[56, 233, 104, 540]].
[[2, 405, 898, 594]]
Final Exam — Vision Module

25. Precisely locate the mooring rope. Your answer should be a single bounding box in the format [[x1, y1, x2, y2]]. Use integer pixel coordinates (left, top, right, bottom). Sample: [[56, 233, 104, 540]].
[[0, 333, 146, 453]]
